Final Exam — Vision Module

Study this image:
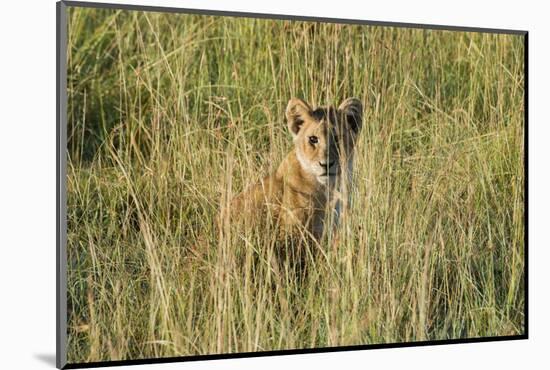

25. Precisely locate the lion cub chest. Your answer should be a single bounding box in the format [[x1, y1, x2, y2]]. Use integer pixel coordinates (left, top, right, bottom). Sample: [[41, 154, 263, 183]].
[[278, 184, 329, 240], [229, 150, 333, 241]]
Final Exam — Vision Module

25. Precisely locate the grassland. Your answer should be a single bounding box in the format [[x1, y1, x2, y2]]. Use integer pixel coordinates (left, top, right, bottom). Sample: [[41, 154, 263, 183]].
[[65, 6, 525, 363]]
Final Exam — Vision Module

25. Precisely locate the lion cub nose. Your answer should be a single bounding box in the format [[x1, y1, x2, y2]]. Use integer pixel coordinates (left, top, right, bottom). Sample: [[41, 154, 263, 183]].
[[319, 161, 335, 169]]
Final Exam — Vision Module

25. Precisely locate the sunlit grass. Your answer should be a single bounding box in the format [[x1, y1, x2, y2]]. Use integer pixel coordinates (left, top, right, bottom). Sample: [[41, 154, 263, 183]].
[[66, 6, 525, 363]]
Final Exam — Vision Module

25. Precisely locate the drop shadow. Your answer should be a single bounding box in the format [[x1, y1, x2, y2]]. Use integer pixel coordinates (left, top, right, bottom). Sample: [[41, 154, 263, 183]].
[[34, 353, 57, 367]]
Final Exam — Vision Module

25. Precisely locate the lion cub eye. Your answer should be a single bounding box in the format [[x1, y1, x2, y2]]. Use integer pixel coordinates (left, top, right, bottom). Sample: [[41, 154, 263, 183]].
[[309, 136, 319, 145]]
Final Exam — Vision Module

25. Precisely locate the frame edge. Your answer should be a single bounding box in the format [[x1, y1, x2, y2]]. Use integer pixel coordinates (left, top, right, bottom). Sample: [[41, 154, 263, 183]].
[[62, 0, 527, 35], [57, 1, 68, 369]]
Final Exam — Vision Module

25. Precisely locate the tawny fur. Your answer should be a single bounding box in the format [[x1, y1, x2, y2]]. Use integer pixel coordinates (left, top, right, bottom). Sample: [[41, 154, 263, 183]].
[[227, 97, 363, 242]]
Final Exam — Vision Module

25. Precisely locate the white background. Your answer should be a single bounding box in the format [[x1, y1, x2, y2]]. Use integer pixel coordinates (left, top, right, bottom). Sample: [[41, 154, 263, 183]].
[[0, 0, 547, 369]]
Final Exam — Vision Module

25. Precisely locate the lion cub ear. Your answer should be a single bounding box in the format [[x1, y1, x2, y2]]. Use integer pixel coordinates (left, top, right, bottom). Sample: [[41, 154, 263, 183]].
[[338, 97, 363, 134], [285, 98, 312, 137]]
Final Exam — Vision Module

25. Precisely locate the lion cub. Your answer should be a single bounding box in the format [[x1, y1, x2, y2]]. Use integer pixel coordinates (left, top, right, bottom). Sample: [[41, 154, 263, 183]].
[[228, 97, 362, 242]]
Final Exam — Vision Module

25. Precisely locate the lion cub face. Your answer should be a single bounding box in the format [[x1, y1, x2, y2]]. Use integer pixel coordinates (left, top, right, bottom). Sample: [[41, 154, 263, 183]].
[[285, 97, 363, 185]]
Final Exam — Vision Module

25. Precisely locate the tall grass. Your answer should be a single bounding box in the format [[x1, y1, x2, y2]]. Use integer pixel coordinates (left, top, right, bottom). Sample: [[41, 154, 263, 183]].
[[66, 6, 525, 363]]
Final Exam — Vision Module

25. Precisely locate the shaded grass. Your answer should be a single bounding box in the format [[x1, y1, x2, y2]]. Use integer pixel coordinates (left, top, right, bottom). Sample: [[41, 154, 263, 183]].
[[66, 6, 525, 363]]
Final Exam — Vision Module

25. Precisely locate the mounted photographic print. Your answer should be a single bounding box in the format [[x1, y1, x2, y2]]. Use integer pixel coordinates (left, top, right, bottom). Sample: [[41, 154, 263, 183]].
[[56, 1, 528, 368]]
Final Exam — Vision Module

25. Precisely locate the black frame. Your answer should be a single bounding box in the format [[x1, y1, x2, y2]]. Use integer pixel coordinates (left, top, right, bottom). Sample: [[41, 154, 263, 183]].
[[56, 1, 529, 368]]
